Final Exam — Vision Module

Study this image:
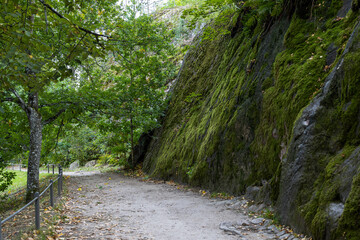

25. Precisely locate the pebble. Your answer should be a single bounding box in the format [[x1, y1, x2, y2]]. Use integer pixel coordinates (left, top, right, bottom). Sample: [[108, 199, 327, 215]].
[[276, 230, 286, 237], [281, 233, 291, 239], [250, 218, 265, 225], [267, 225, 278, 232]]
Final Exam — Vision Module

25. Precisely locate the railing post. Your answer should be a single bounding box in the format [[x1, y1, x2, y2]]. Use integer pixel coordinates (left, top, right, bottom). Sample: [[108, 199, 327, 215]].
[[34, 192, 40, 230], [57, 176, 61, 197], [52, 164, 54, 175], [50, 180, 54, 207], [59, 166, 63, 192], [0, 217, 3, 240]]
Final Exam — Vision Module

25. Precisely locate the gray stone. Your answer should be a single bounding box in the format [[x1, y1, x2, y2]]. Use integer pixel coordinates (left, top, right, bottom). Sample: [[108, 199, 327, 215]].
[[229, 201, 243, 209], [280, 233, 291, 239], [327, 202, 344, 219], [245, 186, 261, 200], [276, 230, 286, 237], [337, 0, 352, 17], [262, 220, 271, 227], [85, 160, 97, 167], [267, 225, 278, 232], [69, 160, 80, 170], [248, 225, 260, 230], [326, 202, 345, 229], [248, 204, 258, 212], [277, 22, 360, 237], [326, 43, 338, 66], [255, 203, 267, 212], [250, 218, 265, 225], [219, 222, 243, 236], [235, 220, 250, 226], [214, 200, 227, 207]]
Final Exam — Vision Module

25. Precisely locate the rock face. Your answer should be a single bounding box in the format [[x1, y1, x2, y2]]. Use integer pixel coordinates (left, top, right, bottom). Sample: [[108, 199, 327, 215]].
[[128, 131, 154, 168], [140, 1, 360, 239], [69, 160, 80, 170], [85, 160, 97, 168], [277, 21, 360, 239]]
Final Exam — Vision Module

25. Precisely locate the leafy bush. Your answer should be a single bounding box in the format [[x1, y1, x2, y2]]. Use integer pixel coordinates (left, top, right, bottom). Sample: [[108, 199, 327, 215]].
[[0, 163, 15, 193]]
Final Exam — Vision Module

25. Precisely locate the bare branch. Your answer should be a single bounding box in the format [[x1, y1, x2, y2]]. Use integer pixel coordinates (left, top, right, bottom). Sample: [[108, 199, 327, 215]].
[[53, 118, 64, 151], [42, 109, 66, 125], [67, 33, 87, 59], [10, 89, 29, 113], [39, 101, 77, 108], [37, 0, 111, 38], [0, 97, 16, 103]]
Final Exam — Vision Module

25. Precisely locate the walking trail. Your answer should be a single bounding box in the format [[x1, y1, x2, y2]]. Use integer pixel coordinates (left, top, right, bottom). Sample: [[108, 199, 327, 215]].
[[57, 171, 303, 240]]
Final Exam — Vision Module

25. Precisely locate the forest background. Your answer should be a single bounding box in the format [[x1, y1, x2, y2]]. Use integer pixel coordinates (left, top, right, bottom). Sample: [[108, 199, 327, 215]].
[[0, 0, 222, 200]]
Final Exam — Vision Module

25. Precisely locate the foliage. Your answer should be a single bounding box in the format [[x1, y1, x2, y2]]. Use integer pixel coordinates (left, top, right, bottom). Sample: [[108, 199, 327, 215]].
[[0, 166, 16, 193], [181, 0, 236, 29], [0, 170, 51, 197], [94, 0, 176, 167], [45, 126, 106, 166], [0, 0, 122, 198], [163, 0, 206, 8], [0, 0, 175, 195]]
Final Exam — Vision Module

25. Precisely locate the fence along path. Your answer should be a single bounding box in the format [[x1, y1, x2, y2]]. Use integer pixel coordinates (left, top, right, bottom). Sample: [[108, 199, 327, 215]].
[[0, 166, 63, 240]]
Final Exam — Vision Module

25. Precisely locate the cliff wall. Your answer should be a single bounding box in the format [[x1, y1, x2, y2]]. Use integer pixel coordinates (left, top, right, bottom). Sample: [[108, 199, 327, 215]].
[[142, 1, 360, 238]]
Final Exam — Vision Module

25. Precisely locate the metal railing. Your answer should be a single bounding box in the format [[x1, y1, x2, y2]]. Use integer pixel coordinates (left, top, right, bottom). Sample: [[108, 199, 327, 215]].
[[46, 164, 58, 175], [0, 166, 63, 240], [7, 163, 60, 174], [7, 164, 26, 172]]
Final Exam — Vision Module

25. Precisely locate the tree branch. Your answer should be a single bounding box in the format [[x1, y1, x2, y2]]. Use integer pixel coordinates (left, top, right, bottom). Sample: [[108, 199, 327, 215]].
[[42, 109, 66, 125], [10, 89, 29, 113], [67, 33, 87, 59], [52, 117, 64, 152], [0, 97, 16, 103], [37, 0, 111, 38], [39, 101, 77, 108]]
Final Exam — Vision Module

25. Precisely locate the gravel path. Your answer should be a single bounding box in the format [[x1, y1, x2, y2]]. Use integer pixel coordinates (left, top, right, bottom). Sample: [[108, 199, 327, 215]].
[[58, 172, 302, 240]]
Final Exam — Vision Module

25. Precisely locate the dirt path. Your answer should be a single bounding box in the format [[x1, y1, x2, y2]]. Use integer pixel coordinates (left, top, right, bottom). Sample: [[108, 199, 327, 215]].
[[58, 172, 302, 240]]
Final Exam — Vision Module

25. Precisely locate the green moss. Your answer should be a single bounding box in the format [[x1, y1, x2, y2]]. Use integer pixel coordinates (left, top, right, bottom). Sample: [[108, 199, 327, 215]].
[[144, 5, 360, 234], [269, 162, 282, 202], [336, 171, 360, 239], [250, 10, 359, 190], [299, 146, 356, 239]]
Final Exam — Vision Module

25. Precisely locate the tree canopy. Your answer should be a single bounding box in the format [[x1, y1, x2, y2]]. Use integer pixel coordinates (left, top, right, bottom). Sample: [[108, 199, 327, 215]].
[[0, 0, 175, 200]]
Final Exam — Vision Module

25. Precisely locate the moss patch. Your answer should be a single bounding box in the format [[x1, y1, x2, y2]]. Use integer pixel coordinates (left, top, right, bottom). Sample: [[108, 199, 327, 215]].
[[143, 2, 360, 238], [299, 146, 357, 239], [336, 171, 360, 239]]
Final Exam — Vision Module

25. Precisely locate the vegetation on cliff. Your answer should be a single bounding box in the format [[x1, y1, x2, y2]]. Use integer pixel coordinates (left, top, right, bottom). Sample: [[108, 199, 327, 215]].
[[142, 0, 360, 239]]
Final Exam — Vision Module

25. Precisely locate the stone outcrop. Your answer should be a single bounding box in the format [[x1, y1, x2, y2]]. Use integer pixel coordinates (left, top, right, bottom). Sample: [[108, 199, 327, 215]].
[[139, 1, 360, 238]]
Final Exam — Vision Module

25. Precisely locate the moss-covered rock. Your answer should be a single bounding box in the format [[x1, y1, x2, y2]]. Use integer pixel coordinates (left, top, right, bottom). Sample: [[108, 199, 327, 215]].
[[277, 16, 360, 239], [141, 1, 360, 239]]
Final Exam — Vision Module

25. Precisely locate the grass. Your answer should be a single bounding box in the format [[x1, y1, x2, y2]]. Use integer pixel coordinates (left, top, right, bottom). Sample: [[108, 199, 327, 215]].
[[0, 170, 55, 215], [2, 170, 52, 196]]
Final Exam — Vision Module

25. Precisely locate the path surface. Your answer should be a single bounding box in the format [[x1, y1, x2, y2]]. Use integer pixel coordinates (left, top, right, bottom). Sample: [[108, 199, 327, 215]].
[[58, 172, 301, 240]]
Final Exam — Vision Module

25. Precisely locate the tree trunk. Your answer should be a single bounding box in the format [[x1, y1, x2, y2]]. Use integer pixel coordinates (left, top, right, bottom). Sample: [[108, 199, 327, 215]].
[[130, 116, 134, 168], [26, 93, 42, 201]]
